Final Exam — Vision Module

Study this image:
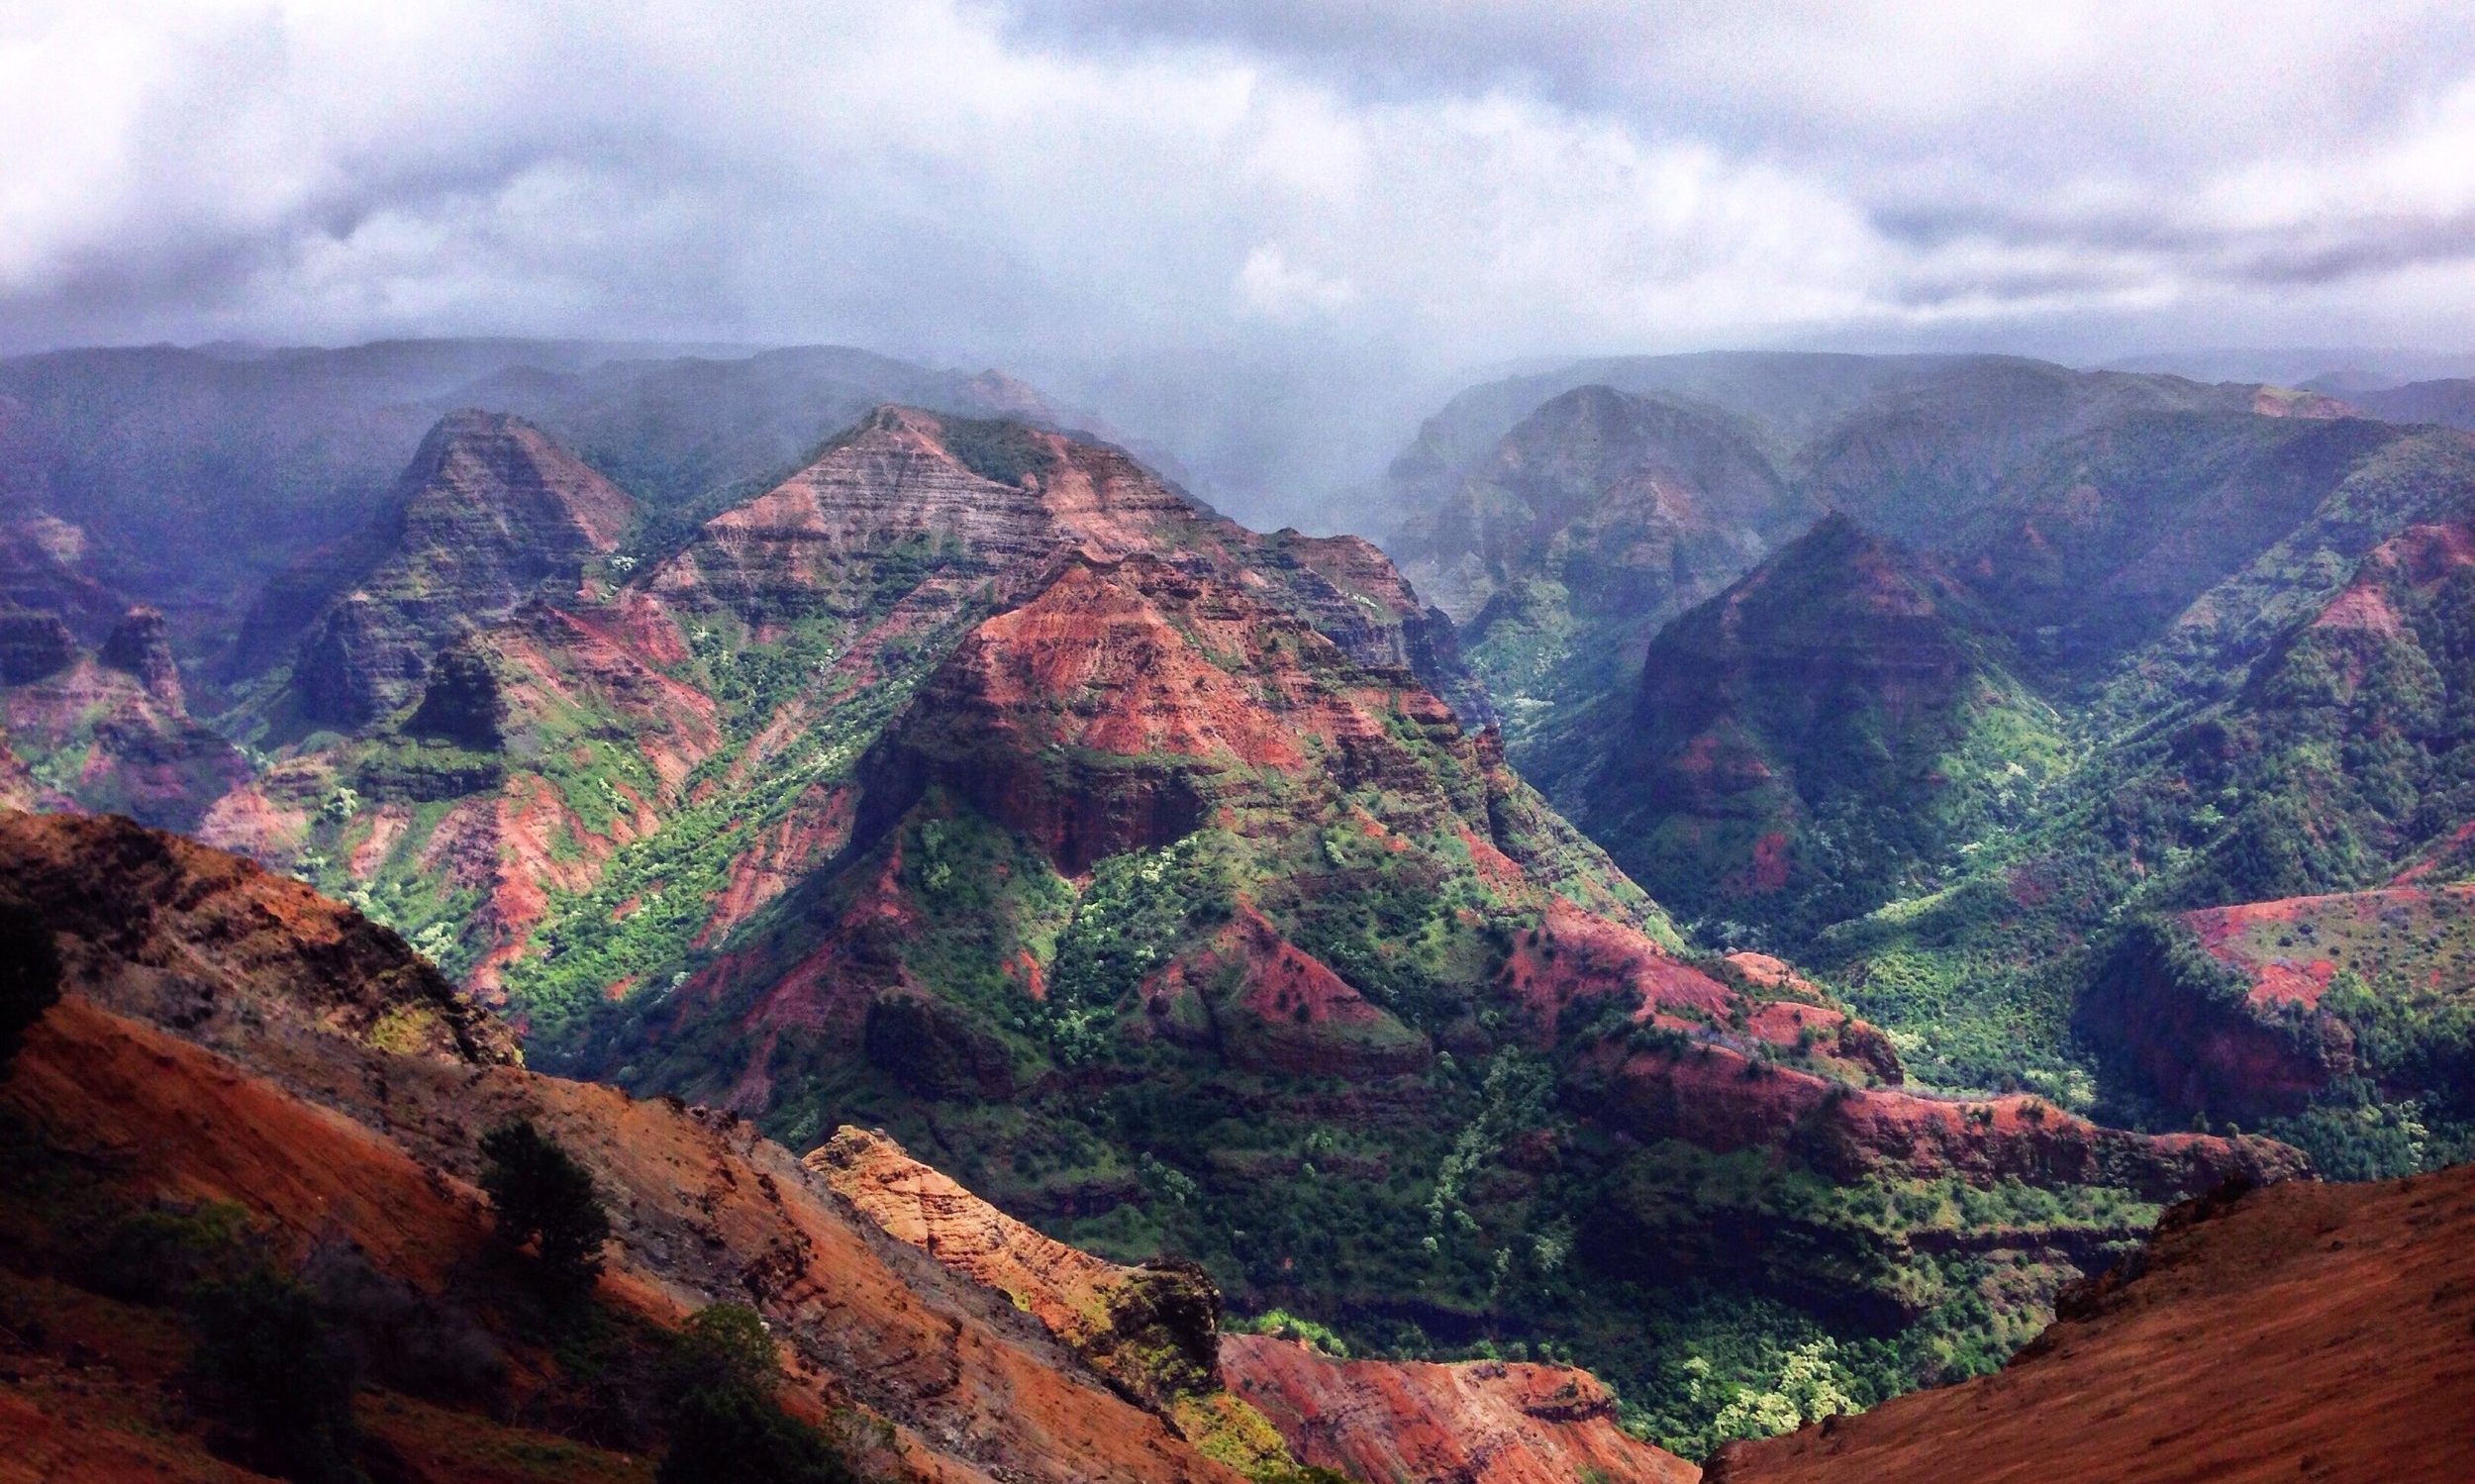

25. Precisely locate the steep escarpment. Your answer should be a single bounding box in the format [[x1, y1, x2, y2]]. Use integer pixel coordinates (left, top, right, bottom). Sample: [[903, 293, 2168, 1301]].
[[0, 806, 518, 1066], [807, 1126, 1226, 1413], [282, 411, 639, 728], [0, 340, 1084, 685], [0, 816, 1702, 1484], [250, 405, 1493, 1014], [0, 512, 132, 646], [1381, 358, 2285, 763], [2043, 493, 2475, 1160], [1708, 1165, 2475, 1484], [1223, 1337, 1699, 1484], [2078, 885, 2475, 1174], [1946, 412, 2419, 679], [1408, 355, 2475, 1187]]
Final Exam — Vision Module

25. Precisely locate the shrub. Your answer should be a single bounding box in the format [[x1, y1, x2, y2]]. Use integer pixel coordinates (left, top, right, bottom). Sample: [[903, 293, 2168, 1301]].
[[657, 1304, 852, 1484], [80, 1200, 254, 1303], [186, 1265, 364, 1484], [0, 900, 61, 1072], [479, 1120, 611, 1299]]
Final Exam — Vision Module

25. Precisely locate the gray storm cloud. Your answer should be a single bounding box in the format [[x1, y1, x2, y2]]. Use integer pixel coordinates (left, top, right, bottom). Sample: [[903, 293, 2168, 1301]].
[[3, 1, 2473, 521], [7, 0, 2474, 356]]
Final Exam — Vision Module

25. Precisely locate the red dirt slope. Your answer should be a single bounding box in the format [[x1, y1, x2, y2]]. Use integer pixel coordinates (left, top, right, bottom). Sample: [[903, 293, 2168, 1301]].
[[1709, 1165, 2475, 1484]]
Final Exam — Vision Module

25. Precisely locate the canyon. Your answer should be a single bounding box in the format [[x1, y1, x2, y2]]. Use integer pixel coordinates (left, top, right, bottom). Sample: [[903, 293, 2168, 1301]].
[[6, 344, 2475, 1472]]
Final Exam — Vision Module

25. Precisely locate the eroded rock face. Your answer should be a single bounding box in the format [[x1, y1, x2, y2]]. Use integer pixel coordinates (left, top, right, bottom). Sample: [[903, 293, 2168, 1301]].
[[402, 637, 506, 749], [0, 515, 129, 647], [808, 1126, 1220, 1408], [0, 606, 73, 683], [96, 605, 181, 709], [291, 411, 639, 726], [875, 548, 1489, 875], [1, 655, 250, 833], [664, 406, 1481, 708]]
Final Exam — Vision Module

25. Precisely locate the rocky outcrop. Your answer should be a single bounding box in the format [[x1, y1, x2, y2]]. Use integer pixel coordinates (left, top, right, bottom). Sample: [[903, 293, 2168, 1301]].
[[0, 806, 518, 1067], [0, 515, 129, 645], [291, 411, 638, 726], [809, 1127, 1220, 1409], [663, 405, 1210, 628], [2077, 915, 2344, 1122], [1223, 1336, 1700, 1484], [403, 635, 506, 748], [874, 549, 1484, 874], [810, 1127, 1700, 1484], [661, 406, 1479, 707], [96, 604, 182, 708], [1577, 1035, 2307, 1203], [2082, 887, 2475, 1123], [1709, 1164, 2475, 1484], [0, 604, 73, 683], [1, 654, 250, 833]]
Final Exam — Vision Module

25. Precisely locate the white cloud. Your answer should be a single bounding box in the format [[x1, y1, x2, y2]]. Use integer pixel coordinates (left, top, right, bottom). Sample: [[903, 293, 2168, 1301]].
[[0, 0, 2471, 368], [1235, 244, 1355, 321]]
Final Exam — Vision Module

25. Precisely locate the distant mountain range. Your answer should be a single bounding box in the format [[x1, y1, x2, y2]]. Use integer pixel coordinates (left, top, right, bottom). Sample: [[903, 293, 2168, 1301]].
[[1379, 350, 2475, 1198]]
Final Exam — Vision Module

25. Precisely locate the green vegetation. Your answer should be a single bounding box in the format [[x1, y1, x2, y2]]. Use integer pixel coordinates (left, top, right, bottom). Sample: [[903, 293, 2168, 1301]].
[[656, 1304, 854, 1484], [1533, 515, 2076, 949], [480, 1120, 613, 1302], [187, 1265, 368, 1484], [1226, 1308, 1350, 1356], [1048, 836, 1235, 1026]]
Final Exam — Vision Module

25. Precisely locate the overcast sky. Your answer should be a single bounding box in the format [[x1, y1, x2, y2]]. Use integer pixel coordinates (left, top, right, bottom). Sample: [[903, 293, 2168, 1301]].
[[9, 0, 2475, 356], [6, 2, 2475, 509]]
